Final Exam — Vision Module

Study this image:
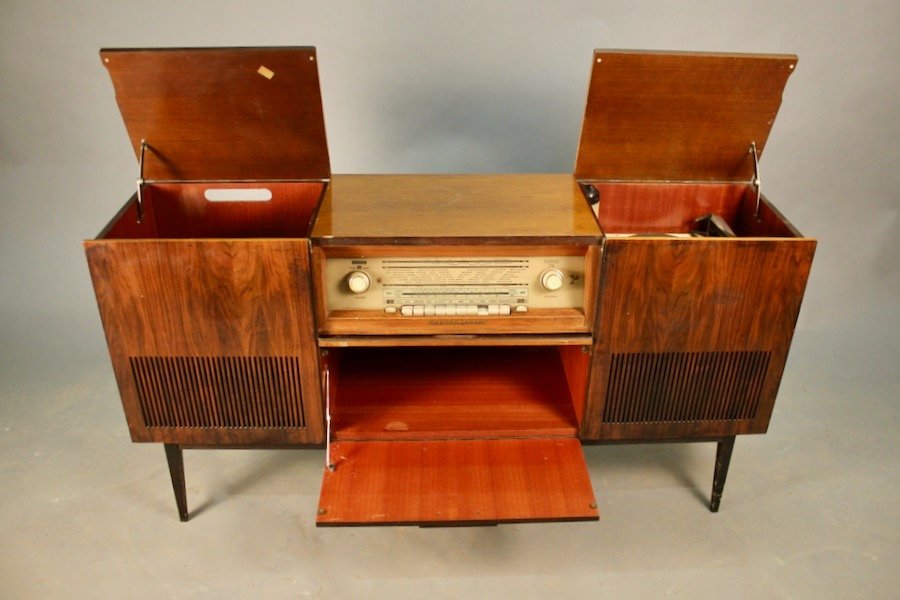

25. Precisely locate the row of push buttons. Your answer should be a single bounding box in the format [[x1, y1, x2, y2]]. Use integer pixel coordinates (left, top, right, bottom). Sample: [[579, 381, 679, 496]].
[[384, 305, 528, 316]]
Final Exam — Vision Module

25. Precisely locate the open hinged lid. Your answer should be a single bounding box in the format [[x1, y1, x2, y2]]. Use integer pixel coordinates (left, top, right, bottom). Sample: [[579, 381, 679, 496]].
[[575, 50, 796, 182], [101, 47, 330, 181]]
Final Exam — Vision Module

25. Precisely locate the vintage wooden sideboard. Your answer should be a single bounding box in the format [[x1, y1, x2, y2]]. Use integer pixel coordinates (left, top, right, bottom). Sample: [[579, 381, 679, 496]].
[[85, 47, 814, 525]]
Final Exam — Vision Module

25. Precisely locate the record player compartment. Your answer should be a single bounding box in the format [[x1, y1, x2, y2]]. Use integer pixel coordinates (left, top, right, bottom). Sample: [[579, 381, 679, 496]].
[[591, 182, 799, 238]]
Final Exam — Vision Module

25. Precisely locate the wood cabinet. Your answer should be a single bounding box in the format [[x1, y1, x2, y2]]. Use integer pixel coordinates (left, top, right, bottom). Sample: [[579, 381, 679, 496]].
[[85, 185, 326, 446], [574, 52, 815, 448], [86, 47, 814, 524]]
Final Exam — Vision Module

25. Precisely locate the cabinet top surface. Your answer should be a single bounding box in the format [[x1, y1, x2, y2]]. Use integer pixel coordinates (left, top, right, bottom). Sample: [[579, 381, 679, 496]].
[[101, 47, 329, 181], [310, 174, 601, 241], [575, 50, 797, 183]]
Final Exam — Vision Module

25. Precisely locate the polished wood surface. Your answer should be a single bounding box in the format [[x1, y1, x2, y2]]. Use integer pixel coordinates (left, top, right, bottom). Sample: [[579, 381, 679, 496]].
[[317, 334, 593, 347], [737, 189, 803, 238], [575, 50, 796, 181], [587, 181, 801, 237], [119, 182, 325, 239], [317, 438, 599, 525], [328, 347, 579, 441], [100, 193, 158, 239], [101, 47, 330, 181], [559, 345, 591, 428], [84, 238, 324, 444], [582, 236, 815, 440], [311, 174, 601, 241], [101, 182, 324, 239], [318, 308, 590, 336], [589, 182, 745, 235]]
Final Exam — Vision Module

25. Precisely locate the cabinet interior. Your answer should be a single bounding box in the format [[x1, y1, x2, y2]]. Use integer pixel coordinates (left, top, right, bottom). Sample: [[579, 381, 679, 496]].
[[588, 182, 801, 238], [98, 182, 326, 240], [324, 345, 591, 441]]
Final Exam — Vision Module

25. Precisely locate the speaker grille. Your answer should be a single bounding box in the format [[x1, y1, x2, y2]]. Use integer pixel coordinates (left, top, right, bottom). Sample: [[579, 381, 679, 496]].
[[603, 351, 770, 424], [130, 356, 305, 428]]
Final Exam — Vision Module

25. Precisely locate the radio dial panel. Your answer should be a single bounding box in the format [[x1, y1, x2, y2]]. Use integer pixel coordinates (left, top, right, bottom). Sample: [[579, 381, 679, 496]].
[[325, 255, 586, 315]]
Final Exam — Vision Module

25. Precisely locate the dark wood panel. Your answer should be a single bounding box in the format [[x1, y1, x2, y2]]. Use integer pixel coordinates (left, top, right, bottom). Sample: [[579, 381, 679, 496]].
[[575, 50, 796, 182], [102, 47, 329, 181], [317, 438, 599, 525], [330, 347, 578, 441], [582, 237, 815, 439], [84, 238, 324, 444], [597, 239, 814, 353]]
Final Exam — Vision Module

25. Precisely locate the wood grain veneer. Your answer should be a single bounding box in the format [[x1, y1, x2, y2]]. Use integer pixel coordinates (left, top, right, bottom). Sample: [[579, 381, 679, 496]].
[[317, 438, 599, 525], [317, 334, 593, 347], [328, 346, 580, 441], [84, 238, 324, 444], [134, 182, 324, 239], [101, 47, 330, 181], [575, 50, 796, 182], [311, 174, 601, 242], [586, 181, 800, 237], [582, 236, 815, 440]]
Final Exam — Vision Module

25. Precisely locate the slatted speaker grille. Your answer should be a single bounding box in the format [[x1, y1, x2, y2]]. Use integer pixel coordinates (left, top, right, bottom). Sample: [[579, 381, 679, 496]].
[[603, 351, 770, 424], [130, 356, 305, 428]]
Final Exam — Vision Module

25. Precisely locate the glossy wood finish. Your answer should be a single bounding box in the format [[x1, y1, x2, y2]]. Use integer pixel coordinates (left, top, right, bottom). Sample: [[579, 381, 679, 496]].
[[311, 174, 601, 242], [328, 347, 581, 441], [99, 182, 325, 239], [587, 181, 801, 237], [575, 50, 796, 182], [84, 237, 324, 444], [101, 47, 330, 181], [311, 244, 600, 336], [590, 182, 744, 235], [560, 345, 591, 428], [317, 334, 593, 347], [317, 438, 599, 525], [583, 235, 815, 440]]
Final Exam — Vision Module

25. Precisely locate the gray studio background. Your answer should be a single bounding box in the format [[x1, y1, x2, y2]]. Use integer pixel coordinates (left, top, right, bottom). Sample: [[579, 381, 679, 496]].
[[1, 1, 897, 598]]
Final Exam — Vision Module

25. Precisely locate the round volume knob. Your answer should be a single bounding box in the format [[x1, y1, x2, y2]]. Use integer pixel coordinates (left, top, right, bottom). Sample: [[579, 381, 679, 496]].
[[346, 271, 371, 294], [540, 268, 565, 291]]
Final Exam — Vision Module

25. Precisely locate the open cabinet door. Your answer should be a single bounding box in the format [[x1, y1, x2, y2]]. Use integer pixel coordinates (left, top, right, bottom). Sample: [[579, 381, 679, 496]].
[[315, 345, 598, 525], [317, 438, 598, 526]]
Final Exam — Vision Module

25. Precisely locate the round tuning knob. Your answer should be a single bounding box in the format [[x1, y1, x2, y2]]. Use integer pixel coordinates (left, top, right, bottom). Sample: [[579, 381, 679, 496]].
[[346, 271, 371, 294], [540, 268, 565, 292]]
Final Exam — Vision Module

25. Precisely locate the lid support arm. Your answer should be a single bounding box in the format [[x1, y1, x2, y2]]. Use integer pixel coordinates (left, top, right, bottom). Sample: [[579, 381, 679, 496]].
[[749, 142, 762, 220], [135, 139, 148, 223]]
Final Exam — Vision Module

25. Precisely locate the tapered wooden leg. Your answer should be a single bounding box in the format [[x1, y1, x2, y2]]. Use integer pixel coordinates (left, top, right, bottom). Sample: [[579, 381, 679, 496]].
[[164, 444, 189, 522], [709, 436, 736, 513]]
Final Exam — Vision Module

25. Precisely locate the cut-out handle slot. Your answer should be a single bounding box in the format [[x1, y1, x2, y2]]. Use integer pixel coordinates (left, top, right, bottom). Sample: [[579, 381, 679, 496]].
[[203, 188, 273, 202]]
